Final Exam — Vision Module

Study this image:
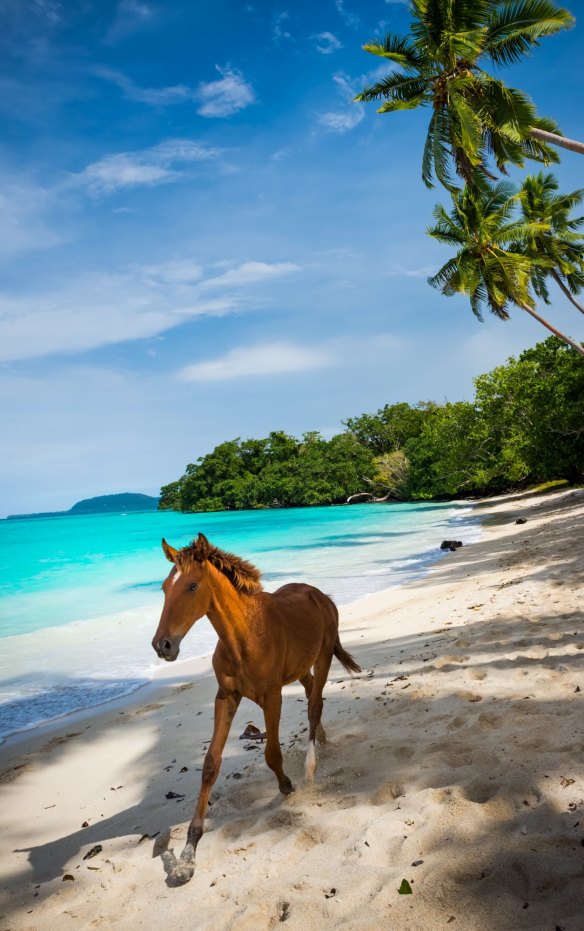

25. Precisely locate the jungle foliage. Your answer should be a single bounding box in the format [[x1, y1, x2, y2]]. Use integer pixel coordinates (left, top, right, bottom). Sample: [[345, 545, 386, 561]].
[[159, 336, 583, 511]]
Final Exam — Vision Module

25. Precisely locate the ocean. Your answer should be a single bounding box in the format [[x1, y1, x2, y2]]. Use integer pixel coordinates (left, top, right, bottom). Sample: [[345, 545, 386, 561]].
[[0, 501, 481, 742]]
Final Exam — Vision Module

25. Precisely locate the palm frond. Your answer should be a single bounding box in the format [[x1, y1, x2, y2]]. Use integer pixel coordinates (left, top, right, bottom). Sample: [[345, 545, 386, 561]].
[[355, 73, 428, 104], [427, 255, 461, 288], [486, 0, 574, 66], [361, 34, 424, 70]]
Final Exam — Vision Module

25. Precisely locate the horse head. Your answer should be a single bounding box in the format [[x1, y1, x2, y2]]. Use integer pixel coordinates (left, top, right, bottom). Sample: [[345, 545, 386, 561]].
[[151, 534, 213, 661]]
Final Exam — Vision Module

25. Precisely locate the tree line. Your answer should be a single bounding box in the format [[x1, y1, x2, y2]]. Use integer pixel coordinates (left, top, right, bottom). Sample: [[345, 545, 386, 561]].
[[159, 336, 583, 512]]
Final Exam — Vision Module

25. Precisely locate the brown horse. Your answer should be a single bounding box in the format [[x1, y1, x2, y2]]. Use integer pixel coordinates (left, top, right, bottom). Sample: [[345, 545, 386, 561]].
[[152, 532, 361, 885]]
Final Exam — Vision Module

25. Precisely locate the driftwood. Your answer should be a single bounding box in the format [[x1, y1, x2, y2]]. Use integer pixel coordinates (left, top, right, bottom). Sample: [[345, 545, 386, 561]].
[[346, 491, 397, 504]]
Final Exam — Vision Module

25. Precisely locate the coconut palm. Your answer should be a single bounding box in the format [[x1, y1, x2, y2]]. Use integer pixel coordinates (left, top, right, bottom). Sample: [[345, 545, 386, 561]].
[[427, 178, 584, 355], [517, 172, 584, 315], [355, 0, 578, 189]]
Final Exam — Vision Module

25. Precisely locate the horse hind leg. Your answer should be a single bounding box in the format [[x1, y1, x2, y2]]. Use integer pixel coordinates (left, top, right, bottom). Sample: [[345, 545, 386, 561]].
[[299, 672, 326, 745], [263, 689, 293, 795], [304, 656, 332, 783]]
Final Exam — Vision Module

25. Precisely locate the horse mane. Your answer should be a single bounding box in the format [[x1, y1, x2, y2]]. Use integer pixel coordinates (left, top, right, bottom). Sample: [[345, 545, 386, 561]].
[[176, 533, 263, 595]]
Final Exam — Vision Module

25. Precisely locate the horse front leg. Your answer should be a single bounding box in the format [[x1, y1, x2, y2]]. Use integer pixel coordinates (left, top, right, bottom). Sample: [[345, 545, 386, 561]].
[[262, 689, 293, 796], [169, 688, 240, 886]]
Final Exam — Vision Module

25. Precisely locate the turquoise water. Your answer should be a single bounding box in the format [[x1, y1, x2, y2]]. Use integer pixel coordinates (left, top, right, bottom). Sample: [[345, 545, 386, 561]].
[[0, 502, 481, 741]]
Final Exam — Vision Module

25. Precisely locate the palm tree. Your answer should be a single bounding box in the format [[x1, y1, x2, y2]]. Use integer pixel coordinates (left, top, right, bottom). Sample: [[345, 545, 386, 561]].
[[427, 178, 584, 355], [517, 172, 584, 315], [355, 0, 579, 189]]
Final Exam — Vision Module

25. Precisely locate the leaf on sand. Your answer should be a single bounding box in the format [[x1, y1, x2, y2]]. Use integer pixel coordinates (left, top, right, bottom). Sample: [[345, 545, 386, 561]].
[[62, 874, 75, 882], [398, 879, 413, 895], [165, 791, 185, 800], [83, 845, 103, 860], [239, 724, 266, 741], [560, 777, 575, 788]]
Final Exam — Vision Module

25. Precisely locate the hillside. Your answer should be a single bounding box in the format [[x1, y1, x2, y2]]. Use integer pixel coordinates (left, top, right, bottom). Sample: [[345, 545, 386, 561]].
[[7, 493, 160, 521]]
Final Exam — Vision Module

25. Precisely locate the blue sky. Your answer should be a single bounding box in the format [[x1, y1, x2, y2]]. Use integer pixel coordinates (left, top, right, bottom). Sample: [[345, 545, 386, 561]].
[[1, 0, 582, 516]]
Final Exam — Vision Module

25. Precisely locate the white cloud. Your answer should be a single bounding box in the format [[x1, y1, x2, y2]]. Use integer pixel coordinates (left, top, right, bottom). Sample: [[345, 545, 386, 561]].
[[177, 341, 334, 382], [96, 68, 192, 106], [198, 261, 299, 290], [96, 65, 255, 119], [196, 66, 255, 118], [138, 259, 204, 285], [319, 108, 364, 132], [335, 0, 359, 28], [272, 11, 292, 43], [318, 70, 365, 134], [0, 260, 301, 362], [32, 0, 62, 23], [313, 31, 342, 54], [386, 264, 438, 279], [0, 171, 65, 259], [71, 139, 221, 195], [106, 0, 154, 42]]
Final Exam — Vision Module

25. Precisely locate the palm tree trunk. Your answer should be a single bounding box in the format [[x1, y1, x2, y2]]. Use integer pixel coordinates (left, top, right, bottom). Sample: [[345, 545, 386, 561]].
[[529, 126, 584, 157], [518, 300, 584, 357], [551, 270, 584, 316]]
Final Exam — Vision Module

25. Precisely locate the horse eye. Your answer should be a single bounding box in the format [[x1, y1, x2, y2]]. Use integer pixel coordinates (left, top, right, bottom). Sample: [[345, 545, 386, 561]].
[[188, 582, 198, 592]]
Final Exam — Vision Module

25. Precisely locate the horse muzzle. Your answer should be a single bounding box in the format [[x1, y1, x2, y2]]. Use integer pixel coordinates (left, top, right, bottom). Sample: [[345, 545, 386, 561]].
[[152, 635, 182, 662]]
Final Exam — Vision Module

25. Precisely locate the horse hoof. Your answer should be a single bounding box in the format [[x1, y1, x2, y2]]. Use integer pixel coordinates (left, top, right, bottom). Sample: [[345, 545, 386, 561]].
[[167, 859, 195, 887], [280, 778, 294, 796]]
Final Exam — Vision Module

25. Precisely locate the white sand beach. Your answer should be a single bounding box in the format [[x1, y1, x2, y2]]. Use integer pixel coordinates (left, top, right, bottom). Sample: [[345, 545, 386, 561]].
[[1, 487, 583, 931]]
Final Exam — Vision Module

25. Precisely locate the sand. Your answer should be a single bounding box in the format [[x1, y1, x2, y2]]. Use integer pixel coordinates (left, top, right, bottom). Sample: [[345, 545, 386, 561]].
[[1, 487, 583, 931]]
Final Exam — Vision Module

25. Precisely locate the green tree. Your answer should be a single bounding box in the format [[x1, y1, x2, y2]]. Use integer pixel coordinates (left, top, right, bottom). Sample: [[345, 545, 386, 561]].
[[371, 450, 412, 499], [355, 0, 578, 190], [344, 401, 435, 455], [406, 401, 499, 497], [474, 336, 584, 483], [427, 177, 584, 355], [517, 172, 584, 315]]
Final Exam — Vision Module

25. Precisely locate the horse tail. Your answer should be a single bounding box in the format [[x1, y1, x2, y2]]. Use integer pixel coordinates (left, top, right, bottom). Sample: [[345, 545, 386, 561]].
[[333, 636, 361, 675]]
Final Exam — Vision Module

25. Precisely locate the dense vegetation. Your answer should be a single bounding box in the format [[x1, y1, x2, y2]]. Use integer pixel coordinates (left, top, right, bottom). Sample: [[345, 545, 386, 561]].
[[159, 337, 583, 512]]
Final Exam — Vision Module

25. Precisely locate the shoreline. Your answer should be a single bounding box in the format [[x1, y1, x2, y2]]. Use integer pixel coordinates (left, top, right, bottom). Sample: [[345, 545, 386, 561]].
[[0, 498, 481, 747], [1, 486, 582, 930]]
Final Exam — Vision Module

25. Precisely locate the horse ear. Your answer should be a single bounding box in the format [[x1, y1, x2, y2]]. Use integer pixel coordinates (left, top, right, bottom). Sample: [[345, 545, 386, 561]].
[[197, 532, 210, 557], [162, 538, 179, 563]]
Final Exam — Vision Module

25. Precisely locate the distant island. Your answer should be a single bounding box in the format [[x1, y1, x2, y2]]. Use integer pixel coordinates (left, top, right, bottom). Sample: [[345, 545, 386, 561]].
[[7, 493, 160, 521]]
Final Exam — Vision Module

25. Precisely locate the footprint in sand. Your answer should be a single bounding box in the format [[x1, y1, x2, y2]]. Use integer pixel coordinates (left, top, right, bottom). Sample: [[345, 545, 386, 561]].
[[463, 780, 499, 804], [295, 825, 328, 849], [393, 745, 415, 761], [447, 715, 467, 731], [134, 703, 163, 716], [456, 690, 483, 702], [434, 655, 470, 668], [370, 781, 405, 804], [0, 761, 34, 784], [266, 809, 304, 830], [478, 711, 500, 729]]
